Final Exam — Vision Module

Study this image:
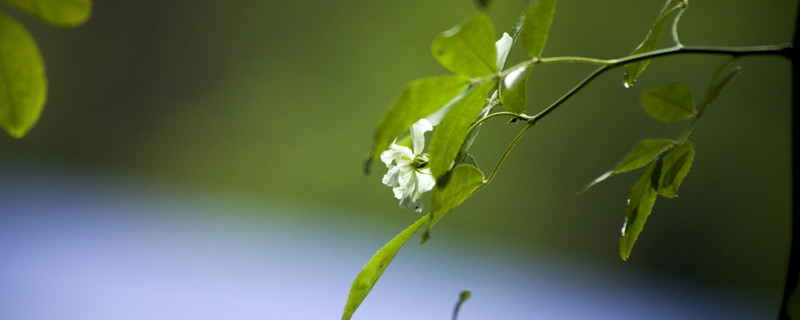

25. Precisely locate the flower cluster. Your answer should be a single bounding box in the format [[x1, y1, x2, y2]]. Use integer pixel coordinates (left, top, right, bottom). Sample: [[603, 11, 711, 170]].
[[380, 119, 436, 212]]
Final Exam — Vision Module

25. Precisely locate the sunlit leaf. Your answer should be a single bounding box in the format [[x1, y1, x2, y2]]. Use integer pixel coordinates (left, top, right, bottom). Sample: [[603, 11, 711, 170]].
[[431, 13, 497, 77], [372, 75, 469, 160], [421, 164, 485, 243], [520, 0, 556, 58], [341, 216, 429, 320], [431, 164, 484, 225], [500, 66, 531, 114], [656, 141, 694, 198], [1, 0, 91, 26], [429, 82, 493, 180], [623, 0, 683, 87], [0, 10, 46, 138], [707, 66, 742, 106], [619, 159, 660, 261], [640, 82, 696, 122], [581, 139, 674, 192]]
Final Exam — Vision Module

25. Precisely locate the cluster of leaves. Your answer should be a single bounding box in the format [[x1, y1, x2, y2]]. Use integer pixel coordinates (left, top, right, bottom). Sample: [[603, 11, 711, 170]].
[[344, 0, 771, 318], [584, 65, 740, 260], [0, 0, 91, 138]]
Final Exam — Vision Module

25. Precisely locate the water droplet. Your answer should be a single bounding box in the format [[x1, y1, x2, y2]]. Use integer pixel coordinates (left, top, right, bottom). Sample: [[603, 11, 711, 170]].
[[622, 73, 632, 89]]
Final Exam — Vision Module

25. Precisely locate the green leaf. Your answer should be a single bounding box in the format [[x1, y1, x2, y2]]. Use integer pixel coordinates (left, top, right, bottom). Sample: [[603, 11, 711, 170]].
[[581, 139, 674, 192], [431, 164, 484, 225], [500, 66, 530, 114], [341, 216, 429, 320], [1, 0, 91, 26], [707, 66, 741, 106], [372, 75, 469, 160], [520, 0, 556, 58], [619, 159, 660, 261], [428, 82, 493, 180], [656, 141, 694, 198], [614, 139, 675, 173], [640, 82, 696, 122], [623, 1, 682, 87], [421, 164, 485, 243], [0, 10, 46, 138], [431, 13, 497, 77]]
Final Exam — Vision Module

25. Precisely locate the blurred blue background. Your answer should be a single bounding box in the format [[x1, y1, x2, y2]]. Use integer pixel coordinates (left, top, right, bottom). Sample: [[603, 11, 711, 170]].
[[1, 0, 796, 319]]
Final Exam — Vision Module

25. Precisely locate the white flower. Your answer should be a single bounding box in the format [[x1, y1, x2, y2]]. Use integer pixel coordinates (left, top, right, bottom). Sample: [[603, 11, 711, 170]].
[[380, 119, 436, 212]]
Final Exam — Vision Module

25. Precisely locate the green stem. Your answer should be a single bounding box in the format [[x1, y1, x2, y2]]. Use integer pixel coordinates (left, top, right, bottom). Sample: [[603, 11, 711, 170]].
[[480, 42, 791, 187], [500, 44, 792, 77], [480, 120, 535, 188]]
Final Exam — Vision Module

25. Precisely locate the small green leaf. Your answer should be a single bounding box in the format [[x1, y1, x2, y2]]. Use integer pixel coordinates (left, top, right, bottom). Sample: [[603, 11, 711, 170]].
[[640, 82, 696, 122], [372, 75, 469, 160], [500, 66, 531, 114], [707, 66, 742, 106], [623, 1, 683, 87], [657, 141, 694, 198], [1, 0, 92, 26], [341, 216, 429, 320], [429, 82, 494, 180], [614, 139, 675, 173], [619, 159, 660, 261], [0, 10, 46, 138], [581, 139, 674, 192], [520, 0, 556, 58], [431, 13, 497, 77]]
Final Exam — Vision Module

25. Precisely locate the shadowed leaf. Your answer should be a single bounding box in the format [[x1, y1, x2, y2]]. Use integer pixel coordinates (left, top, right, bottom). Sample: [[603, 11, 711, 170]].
[[581, 139, 674, 192], [623, 0, 683, 87], [707, 66, 742, 106], [640, 82, 696, 122], [657, 141, 694, 198], [619, 159, 660, 260]]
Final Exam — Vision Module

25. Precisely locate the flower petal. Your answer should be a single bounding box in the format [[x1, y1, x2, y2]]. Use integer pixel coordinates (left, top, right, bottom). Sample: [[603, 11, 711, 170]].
[[416, 169, 436, 194], [410, 119, 433, 155], [380, 143, 413, 166], [495, 32, 513, 70], [382, 165, 403, 187]]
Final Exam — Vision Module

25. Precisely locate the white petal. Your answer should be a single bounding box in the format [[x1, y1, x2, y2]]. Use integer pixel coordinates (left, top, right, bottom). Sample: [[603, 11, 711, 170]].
[[504, 66, 528, 90], [382, 165, 402, 187], [380, 143, 413, 166], [416, 170, 436, 194], [396, 165, 415, 189], [495, 32, 513, 70], [410, 119, 432, 155]]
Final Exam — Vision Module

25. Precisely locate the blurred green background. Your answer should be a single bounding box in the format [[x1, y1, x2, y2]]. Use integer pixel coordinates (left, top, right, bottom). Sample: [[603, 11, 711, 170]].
[[1, 0, 796, 315]]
